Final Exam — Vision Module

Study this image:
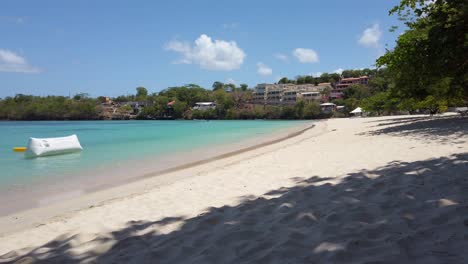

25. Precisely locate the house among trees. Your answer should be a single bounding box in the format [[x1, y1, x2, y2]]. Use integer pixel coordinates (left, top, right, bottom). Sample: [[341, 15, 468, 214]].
[[124, 101, 149, 116], [193, 102, 216, 110], [99, 96, 113, 105], [330, 76, 369, 100], [320, 103, 337, 113]]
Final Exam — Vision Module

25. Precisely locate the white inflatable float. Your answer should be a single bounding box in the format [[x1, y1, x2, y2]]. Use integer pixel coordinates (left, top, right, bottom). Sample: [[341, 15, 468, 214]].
[[26, 134, 83, 158]]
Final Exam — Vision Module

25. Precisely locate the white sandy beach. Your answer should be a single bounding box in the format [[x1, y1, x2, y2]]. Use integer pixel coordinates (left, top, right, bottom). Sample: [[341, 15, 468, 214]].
[[0, 115, 467, 263]]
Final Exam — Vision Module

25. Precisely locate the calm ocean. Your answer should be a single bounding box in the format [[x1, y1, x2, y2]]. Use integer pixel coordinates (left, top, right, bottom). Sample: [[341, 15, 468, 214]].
[[0, 120, 307, 189]]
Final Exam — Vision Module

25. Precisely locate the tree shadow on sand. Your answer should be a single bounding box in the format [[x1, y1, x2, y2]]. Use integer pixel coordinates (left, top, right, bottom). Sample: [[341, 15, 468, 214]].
[[361, 115, 468, 144], [2, 154, 468, 264]]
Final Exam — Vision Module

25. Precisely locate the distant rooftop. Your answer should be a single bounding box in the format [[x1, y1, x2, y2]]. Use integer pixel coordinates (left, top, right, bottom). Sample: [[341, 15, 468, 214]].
[[341, 76, 369, 81], [195, 102, 216, 105]]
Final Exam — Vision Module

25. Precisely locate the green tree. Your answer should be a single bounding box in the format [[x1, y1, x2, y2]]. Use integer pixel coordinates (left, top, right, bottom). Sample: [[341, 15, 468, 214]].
[[252, 105, 265, 119], [304, 75, 314, 84], [418, 95, 448, 115], [398, 98, 419, 114], [136, 87, 148, 101], [296, 76, 306, 84], [172, 101, 188, 119], [280, 106, 297, 119], [377, 0, 467, 106], [265, 106, 282, 119], [343, 84, 371, 100], [303, 101, 321, 119], [327, 73, 341, 83], [73, 93, 90, 101], [341, 69, 363, 78], [212, 81, 224, 91], [362, 92, 389, 115], [368, 68, 391, 94], [278, 77, 290, 84], [294, 100, 306, 119]]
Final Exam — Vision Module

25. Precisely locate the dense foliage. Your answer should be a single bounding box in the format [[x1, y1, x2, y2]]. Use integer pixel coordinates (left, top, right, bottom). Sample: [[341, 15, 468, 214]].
[[0, 83, 326, 120], [278, 68, 377, 85], [373, 0, 467, 113], [0, 94, 99, 120], [138, 83, 325, 120]]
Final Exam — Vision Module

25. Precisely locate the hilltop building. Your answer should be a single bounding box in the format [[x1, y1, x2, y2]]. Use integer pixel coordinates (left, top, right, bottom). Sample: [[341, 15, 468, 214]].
[[252, 83, 332, 105], [330, 76, 369, 100]]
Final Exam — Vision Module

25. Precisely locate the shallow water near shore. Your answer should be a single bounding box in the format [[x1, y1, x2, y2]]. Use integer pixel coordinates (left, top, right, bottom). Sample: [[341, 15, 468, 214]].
[[0, 120, 309, 215]]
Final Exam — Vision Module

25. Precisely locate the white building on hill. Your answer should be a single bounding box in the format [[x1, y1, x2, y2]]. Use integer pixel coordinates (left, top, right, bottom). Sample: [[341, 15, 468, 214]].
[[193, 102, 216, 110], [252, 83, 332, 105]]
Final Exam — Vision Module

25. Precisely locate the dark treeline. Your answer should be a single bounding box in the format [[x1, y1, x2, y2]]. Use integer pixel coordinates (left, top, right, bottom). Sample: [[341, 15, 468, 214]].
[[0, 83, 326, 121], [0, 66, 401, 121], [0, 68, 389, 121], [0, 94, 99, 120], [278, 68, 376, 85]]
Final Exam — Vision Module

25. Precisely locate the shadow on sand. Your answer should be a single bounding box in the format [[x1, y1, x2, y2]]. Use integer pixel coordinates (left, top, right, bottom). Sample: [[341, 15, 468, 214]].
[[2, 152, 467, 263], [361, 115, 468, 144]]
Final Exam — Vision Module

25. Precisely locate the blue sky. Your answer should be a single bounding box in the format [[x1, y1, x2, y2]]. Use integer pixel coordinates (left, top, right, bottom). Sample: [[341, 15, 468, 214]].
[[0, 0, 403, 97]]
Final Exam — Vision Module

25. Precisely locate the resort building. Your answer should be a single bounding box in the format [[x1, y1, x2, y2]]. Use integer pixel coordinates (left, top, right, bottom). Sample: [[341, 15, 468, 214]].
[[330, 76, 369, 100], [266, 86, 283, 105], [193, 102, 216, 110], [299, 91, 321, 102], [252, 83, 331, 105]]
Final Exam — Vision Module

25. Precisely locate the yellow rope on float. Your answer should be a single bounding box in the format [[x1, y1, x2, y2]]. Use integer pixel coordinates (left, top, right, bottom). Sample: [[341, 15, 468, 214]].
[[13, 147, 27, 152]]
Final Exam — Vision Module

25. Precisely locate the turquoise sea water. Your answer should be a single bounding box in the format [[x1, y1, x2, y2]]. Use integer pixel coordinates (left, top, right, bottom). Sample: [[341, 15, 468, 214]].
[[0, 120, 307, 189]]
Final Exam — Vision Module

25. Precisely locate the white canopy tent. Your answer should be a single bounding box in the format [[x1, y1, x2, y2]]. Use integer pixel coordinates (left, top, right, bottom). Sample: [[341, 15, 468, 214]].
[[350, 107, 364, 117], [350, 107, 362, 114]]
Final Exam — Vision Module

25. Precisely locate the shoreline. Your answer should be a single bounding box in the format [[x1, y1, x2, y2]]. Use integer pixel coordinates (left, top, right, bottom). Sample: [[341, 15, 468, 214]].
[[0, 121, 316, 234]]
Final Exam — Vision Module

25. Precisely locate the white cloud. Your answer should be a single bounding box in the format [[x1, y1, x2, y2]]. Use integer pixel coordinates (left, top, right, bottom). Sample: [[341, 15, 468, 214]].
[[293, 48, 319, 63], [274, 53, 289, 62], [333, 68, 344, 74], [165, 34, 246, 71], [257, 62, 272, 76], [0, 49, 41, 73], [358, 24, 382, 48]]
